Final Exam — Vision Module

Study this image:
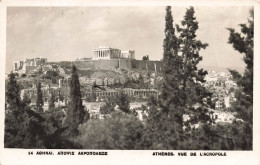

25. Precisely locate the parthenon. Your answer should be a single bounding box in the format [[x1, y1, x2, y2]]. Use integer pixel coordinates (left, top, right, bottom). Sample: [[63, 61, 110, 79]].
[[93, 46, 135, 60]]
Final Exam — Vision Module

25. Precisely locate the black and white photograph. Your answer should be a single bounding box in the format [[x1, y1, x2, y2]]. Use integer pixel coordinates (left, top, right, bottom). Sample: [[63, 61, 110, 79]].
[[0, 1, 260, 164]]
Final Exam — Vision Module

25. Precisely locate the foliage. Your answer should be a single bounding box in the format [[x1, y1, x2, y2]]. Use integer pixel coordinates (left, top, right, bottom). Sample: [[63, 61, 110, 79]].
[[77, 111, 144, 149], [137, 74, 146, 89], [142, 55, 149, 60], [225, 8, 254, 150], [63, 65, 89, 137], [175, 6, 212, 123], [5, 106, 47, 148], [227, 9, 253, 124], [5, 72, 47, 148], [6, 72, 21, 110], [36, 82, 44, 113], [48, 92, 55, 112], [142, 6, 213, 150], [116, 90, 130, 113], [100, 96, 116, 115], [5, 72, 79, 149]]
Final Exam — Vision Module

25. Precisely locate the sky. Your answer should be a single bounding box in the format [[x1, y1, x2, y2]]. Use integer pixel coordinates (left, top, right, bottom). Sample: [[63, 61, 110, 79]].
[[6, 6, 252, 73]]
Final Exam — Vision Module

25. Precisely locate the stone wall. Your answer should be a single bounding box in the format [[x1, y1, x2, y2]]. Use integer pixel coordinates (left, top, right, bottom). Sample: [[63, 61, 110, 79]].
[[119, 59, 132, 69], [93, 59, 119, 69], [131, 60, 163, 72], [52, 59, 163, 72], [74, 60, 95, 69]]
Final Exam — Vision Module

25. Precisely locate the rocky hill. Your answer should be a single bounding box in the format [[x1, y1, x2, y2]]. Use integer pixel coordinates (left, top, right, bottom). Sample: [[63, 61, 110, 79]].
[[14, 63, 163, 90]]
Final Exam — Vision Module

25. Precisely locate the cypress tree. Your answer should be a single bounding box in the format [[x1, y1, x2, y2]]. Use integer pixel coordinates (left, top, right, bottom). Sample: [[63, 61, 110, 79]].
[[64, 65, 88, 137], [144, 6, 212, 150], [143, 6, 184, 149], [36, 82, 44, 113], [48, 92, 55, 112], [6, 72, 21, 110], [160, 6, 182, 114]]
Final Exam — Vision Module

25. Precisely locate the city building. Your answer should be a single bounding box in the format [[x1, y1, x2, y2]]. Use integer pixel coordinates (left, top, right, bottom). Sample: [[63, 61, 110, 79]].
[[20, 80, 69, 111]]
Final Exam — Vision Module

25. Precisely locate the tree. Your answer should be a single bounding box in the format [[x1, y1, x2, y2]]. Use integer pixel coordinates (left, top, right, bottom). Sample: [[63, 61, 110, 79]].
[[77, 111, 144, 149], [227, 9, 253, 123], [143, 6, 213, 150], [5, 72, 81, 149], [6, 72, 21, 110], [102, 79, 105, 87], [92, 80, 97, 90], [90, 91, 97, 102], [225, 8, 254, 150], [116, 90, 130, 113], [5, 73, 47, 148], [63, 65, 89, 137], [48, 92, 55, 112], [160, 6, 182, 113], [137, 74, 146, 88], [36, 82, 44, 113], [142, 55, 149, 60], [148, 6, 184, 149], [21, 91, 31, 109], [175, 6, 212, 126], [106, 79, 109, 87]]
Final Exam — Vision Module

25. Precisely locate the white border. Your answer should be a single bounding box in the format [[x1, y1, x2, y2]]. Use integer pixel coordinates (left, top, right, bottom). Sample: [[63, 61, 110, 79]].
[[0, 0, 260, 165]]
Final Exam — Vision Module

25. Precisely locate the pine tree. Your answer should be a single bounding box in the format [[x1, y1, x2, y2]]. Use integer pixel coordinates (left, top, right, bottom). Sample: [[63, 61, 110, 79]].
[[64, 65, 88, 137], [225, 8, 254, 150], [36, 82, 44, 113], [227, 9, 253, 124], [175, 7, 212, 126]]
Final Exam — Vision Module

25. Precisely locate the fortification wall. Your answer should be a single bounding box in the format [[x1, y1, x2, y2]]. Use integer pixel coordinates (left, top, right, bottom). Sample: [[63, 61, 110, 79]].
[[119, 59, 132, 69], [131, 60, 163, 72], [52, 59, 163, 72], [74, 60, 95, 69], [93, 59, 119, 69]]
